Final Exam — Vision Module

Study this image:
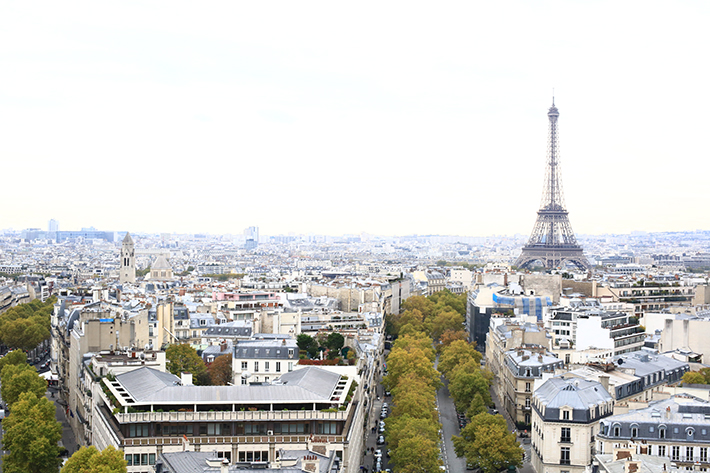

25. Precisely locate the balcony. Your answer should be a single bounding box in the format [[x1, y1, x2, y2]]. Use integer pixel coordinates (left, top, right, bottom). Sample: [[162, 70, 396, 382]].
[[559, 437, 572, 444], [115, 408, 349, 424], [122, 434, 345, 447]]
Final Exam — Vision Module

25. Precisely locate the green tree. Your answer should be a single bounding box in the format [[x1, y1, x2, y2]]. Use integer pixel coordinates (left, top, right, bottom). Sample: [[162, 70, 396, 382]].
[[385, 414, 440, 451], [448, 369, 492, 412], [383, 345, 441, 392], [325, 332, 345, 352], [438, 329, 468, 349], [165, 344, 208, 385], [429, 289, 467, 317], [296, 333, 319, 358], [0, 297, 54, 351], [391, 433, 442, 473], [467, 392, 488, 418], [2, 391, 62, 473], [453, 413, 523, 473], [61, 445, 127, 473], [683, 371, 707, 385], [208, 354, 233, 386], [430, 308, 464, 341], [700, 368, 710, 384], [1, 363, 47, 408], [391, 377, 438, 421], [0, 349, 28, 373], [438, 340, 482, 376], [401, 296, 435, 320]]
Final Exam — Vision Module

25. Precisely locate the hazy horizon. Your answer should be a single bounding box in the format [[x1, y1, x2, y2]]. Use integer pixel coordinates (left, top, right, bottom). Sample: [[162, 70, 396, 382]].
[[2, 1, 709, 237]]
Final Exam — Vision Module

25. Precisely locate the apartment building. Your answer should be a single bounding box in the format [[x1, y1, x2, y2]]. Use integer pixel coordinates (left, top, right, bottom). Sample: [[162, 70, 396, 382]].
[[90, 366, 360, 473], [547, 305, 645, 356], [231, 336, 299, 384], [563, 352, 689, 404], [502, 346, 564, 425], [531, 377, 614, 473], [596, 395, 710, 470]]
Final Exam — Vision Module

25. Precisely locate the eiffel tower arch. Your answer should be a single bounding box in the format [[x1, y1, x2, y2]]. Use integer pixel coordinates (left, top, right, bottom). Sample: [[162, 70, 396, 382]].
[[515, 101, 590, 271]]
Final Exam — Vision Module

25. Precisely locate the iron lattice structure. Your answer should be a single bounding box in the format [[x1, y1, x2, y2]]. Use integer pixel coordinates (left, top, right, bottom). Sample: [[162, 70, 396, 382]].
[[515, 101, 590, 271]]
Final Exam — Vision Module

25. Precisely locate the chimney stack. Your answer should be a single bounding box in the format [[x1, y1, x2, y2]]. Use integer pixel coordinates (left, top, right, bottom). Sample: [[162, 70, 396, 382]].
[[181, 372, 193, 386], [599, 375, 610, 393]]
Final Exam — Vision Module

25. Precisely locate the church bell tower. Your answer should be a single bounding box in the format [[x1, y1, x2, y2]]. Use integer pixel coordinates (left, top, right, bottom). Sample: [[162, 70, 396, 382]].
[[120, 232, 136, 284]]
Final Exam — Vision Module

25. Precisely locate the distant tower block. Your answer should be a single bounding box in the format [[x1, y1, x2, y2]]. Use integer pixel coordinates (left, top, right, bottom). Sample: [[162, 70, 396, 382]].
[[120, 232, 136, 284], [515, 101, 590, 271]]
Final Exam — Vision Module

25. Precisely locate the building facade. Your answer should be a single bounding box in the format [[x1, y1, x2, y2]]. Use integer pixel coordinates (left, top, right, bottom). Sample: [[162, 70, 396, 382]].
[[597, 395, 710, 470], [531, 377, 614, 473]]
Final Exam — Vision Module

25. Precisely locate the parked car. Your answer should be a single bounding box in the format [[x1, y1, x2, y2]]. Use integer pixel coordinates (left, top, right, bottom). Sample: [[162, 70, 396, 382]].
[[377, 435, 385, 445]]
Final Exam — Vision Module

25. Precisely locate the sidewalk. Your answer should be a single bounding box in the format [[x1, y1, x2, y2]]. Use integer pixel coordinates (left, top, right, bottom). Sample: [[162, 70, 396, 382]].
[[46, 388, 79, 456]]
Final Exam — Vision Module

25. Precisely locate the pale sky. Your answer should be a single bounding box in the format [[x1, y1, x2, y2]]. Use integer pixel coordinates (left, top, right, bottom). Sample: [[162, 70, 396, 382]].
[[1, 1, 708, 237]]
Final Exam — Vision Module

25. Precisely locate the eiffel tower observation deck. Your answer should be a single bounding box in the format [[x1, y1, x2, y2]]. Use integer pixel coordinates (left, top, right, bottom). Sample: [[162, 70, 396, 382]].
[[515, 100, 590, 271]]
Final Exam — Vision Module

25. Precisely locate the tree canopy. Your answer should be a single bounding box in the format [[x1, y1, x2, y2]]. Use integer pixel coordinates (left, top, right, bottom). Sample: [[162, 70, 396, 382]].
[[2, 391, 63, 473], [0, 297, 55, 351], [389, 290, 467, 342], [61, 445, 127, 473], [166, 344, 208, 385], [0, 349, 28, 373], [208, 354, 233, 386], [1, 363, 47, 408], [453, 413, 523, 473]]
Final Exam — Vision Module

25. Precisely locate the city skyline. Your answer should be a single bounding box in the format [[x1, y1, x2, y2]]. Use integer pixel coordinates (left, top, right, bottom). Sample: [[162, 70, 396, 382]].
[[1, 2, 709, 237]]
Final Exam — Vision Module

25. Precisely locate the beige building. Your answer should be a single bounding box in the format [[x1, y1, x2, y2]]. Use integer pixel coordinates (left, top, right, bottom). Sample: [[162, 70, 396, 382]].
[[596, 396, 710, 470], [531, 377, 614, 473], [485, 319, 550, 394], [503, 347, 564, 425], [659, 315, 710, 364], [52, 299, 152, 446], [148, 255, 173, 281]]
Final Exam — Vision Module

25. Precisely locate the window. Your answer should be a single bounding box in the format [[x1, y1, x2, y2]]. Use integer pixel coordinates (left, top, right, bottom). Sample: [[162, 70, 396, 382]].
[[687, 447, 694, 461], [672, 446, 680, 461], [525, 397, 531, 408], [241, 361, 248, 370], [660, 427, 666, 439], [563, 410, 570, 420], [526, 382, 531, 392], [658, 445, 666, 457], [265, 362, 270, 372], [318, 422, 338, 434], [241, 378, 247, 385], [288, 362, 294, 372], [700, 447, 707, 462], [613, 426, 620, 437], [631, 426, 638, 438], [561, 427, 571, 443], [560, 447, 570, 465], [200, 319, 206, 326], [276, 362, 281, 372], [238, 451, 269, 462], [254, 361, 259, 372]]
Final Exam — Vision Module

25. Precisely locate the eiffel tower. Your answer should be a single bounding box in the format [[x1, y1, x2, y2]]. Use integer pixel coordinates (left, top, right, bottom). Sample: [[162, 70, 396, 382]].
[[515, 100, 590, 271]]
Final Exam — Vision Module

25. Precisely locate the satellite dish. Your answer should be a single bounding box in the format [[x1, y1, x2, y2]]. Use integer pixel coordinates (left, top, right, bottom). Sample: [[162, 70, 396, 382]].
[[241, 371, 252, 379]]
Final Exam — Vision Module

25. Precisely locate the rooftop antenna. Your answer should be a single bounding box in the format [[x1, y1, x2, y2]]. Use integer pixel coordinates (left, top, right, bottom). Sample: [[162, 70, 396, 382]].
[[552, 88, 555, 106]]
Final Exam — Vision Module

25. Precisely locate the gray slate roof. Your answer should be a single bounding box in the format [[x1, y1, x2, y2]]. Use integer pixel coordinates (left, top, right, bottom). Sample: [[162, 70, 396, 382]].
[[536, 377, 613, 410], [114, 366, 341, 406]]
